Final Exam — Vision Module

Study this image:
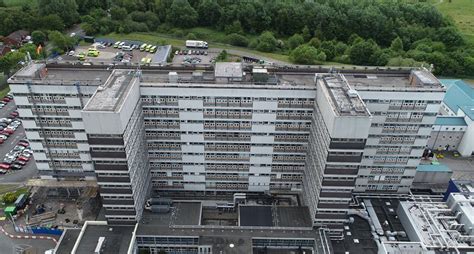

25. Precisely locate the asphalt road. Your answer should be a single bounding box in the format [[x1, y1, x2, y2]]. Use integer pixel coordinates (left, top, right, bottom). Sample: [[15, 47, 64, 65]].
[[0, 100, 38, 184], [0, 231, 55, 254]]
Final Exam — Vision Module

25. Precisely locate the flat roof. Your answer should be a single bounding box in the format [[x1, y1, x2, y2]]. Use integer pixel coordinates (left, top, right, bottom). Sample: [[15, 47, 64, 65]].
[[318, 74, 370, 116], [345, 72, 444, 91], [417, 164, 451, 172], [83, 69, 137, 112], [239, 206, 272, 226], [239, 205, 312, 227], [434, 116, 467, 126], [55, 229, 81, 254], [75, 225, 134, 254], [215, 62, 243, 78]]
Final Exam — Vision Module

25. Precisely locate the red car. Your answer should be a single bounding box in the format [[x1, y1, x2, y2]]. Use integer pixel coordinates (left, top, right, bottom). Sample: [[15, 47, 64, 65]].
[[3, 129, 14, 134], [10, 112, 19, 117], [0, 163, 11, 169], [0, 131, 10, 136], [18, 142, 29, 147], [17, 156, 30, 162], [2, 97, 10, 102], [0, 139, 4, 144]]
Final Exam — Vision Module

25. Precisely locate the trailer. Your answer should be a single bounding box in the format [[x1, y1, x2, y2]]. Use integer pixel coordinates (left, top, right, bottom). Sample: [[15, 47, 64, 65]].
[[185, 40, 208, 49], [147, 198, 173, 206], [14, 194, 27, 209]]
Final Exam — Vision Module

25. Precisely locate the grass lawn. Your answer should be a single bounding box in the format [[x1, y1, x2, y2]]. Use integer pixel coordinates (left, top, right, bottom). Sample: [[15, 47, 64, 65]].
[[431, 0, 474, 44]]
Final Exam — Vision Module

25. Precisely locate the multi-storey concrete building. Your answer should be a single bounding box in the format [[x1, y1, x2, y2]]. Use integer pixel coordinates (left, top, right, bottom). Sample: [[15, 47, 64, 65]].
[[82, 69, 150, 225], [350, 71, 445, 193], [8, 62, 445, 230]]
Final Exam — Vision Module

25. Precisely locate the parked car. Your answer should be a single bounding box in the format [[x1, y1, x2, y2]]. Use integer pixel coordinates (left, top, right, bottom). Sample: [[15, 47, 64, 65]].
[[10, 111, 19, 117], [2, 97, 11, 102], [0, 163, 10, 169], [17, 156, 30, 162], [18, 142, 29, 147], [5, 95, 13, 100], [11, 164, 22, 170], [0, 118, 12, 123], [3, 129, 14, 134], [68, 50, 75, 56], [14, 160, 27, 166], [3, 157, 14, 164]]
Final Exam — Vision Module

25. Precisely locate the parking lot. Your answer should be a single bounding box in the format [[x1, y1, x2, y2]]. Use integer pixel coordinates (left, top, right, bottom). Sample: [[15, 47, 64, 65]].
[[172, 49, 218, 65], [0, 98, 37, 184], [60, 39, 170, 65]]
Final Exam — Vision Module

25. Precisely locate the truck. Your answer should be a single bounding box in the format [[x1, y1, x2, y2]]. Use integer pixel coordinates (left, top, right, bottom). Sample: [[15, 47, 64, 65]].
[[185, 40, 208, 49]]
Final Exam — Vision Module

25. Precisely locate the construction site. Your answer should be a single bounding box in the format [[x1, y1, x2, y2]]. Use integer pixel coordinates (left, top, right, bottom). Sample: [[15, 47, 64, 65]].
[[11, 180, 100, 230]]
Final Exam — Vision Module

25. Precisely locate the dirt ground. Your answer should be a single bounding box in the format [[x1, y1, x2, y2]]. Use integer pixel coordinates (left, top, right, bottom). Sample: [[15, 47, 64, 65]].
[[13, 187, 100, 229]]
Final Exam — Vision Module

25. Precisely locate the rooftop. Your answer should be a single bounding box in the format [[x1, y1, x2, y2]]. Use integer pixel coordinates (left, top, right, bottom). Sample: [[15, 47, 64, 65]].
[[416, 163, 452, 172], [345, 71, 444, 91], [75, 224, 134, 254], [434, 116, 468, 126], [55, 229, 81, 254], [215, 62, 243, 78], [440, 79, 474, 120], [83, 69, 138, 112], [317, 73, 370, 117], [239, 205, 312, 227]]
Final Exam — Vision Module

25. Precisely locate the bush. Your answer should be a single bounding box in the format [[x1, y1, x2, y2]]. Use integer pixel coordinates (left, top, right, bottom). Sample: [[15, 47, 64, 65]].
[[226, 33, 249, 47], [256, 31, 277, 52], [290, 45, 320, 65], [3, 192, 18, 204], [287, 34, 304, 50]]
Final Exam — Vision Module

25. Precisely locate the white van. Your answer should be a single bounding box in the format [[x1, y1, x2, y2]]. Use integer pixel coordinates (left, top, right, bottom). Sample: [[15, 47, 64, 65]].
[[122, 45, 132, 51], [118, 42, 126, 49]]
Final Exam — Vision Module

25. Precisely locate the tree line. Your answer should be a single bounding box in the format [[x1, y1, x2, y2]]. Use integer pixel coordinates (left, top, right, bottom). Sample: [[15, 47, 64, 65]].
[[0, 0, 472, 76]]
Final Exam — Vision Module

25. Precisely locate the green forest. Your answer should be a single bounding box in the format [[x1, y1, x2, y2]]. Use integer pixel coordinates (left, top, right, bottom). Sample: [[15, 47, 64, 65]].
[[0, 0, 473, 76]]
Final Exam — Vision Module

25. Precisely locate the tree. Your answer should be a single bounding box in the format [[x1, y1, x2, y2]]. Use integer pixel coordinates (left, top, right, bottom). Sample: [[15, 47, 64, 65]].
[[31, 31, 47, 46], [38, 0, 79, 27], [48, 31, 75, 53], [226, 33, 249, 47], [320, 41, 336, 60], [290, 45, 320, 65], [167, 0, 198, 28], [197, 0, 222, 27], [38, 14, 65, 31], [390, 37, 404, 53], [349, 39, 378, 65], [436, 26, 464, 47], [301, 26, 311, 41], [224, 21, 243, 35], [287, 34, 304, 50], [216, 50, 228, 61], [309, 38, 321, 49], [110, 6, 128, 21], [256, 31, 277, 52], [19, 44, 41, 59]]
